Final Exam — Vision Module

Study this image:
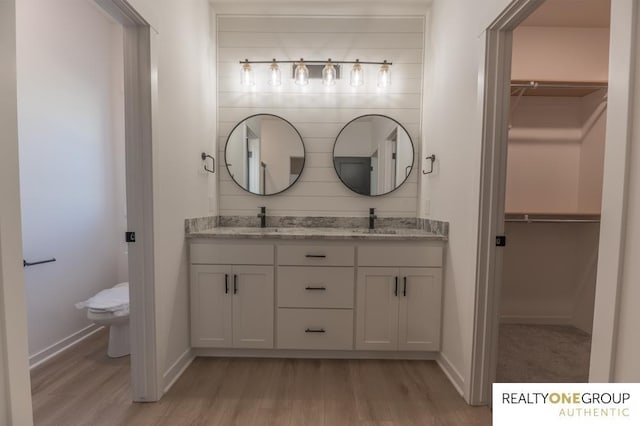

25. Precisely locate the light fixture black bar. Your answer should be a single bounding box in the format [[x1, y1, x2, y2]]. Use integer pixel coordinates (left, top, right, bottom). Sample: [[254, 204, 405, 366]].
[[239, 59, 392, 65]]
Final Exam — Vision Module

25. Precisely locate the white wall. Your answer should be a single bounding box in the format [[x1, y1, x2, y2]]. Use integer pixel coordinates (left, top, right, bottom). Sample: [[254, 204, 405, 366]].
[[512, 26, 610, 82], [421, 0, 510, 397], [506, 97, 583, 213], [505, 95, 607, 214], [152, 0, 216, 391], [217, 16, 423, 217], [0, 0, 33, 422], [16, 0, 125, 361], [500, 222, 600, 333]]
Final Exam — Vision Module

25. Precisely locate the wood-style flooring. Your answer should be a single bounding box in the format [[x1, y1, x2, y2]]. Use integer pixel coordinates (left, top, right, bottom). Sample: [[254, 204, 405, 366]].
[[31, 329, 491, 425]]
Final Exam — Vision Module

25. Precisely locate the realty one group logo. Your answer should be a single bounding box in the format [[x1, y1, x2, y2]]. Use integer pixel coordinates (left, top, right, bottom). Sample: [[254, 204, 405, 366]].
[[493, 383, 640, 425]]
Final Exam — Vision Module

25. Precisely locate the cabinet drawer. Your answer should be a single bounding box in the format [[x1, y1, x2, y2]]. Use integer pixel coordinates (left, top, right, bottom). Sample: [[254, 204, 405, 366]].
[[277, 267, 354, 308], [358, 245, 443, 267], [278, 244, 354, 266], [191, 242, 273, 265], [277, 309, 353, 350]]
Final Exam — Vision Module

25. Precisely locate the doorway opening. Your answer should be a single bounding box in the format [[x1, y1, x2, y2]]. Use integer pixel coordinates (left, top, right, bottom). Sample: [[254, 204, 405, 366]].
[[14, 0, 159, 415], [496, 0, 610, 383], [19, 0, 130, 376], [469, 0, 635, 405]]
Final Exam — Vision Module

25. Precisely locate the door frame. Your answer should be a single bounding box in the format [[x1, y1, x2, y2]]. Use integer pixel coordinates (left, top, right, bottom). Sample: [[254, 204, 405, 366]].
[[93, 0, 160, 402], [469, 0, 637, 405]]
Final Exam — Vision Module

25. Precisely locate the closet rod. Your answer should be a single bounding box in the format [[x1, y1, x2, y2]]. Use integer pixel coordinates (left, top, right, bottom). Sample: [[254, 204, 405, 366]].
[[510, 81, 608, 90]]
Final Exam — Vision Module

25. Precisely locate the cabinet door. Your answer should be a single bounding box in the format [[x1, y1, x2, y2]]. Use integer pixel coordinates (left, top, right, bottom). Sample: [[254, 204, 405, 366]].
[[232, 265, 274, 348], [398, 268, 442, 351], [356, 267, 399, 350], [190, 265, 232, 348]]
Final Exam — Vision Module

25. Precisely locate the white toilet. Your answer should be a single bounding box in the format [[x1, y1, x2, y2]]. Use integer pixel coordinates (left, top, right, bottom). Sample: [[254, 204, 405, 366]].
[[77, 282, 130, 358]]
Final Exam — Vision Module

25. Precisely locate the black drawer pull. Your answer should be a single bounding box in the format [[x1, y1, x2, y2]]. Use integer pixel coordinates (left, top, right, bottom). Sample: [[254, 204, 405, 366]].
[[394, 276, 398, 296], [305, 328, 326, 333], [305, 254, 326, 258], [403, 276, 407, 297], [225, 274, 229, 294], [233, 274, 238, 294], [305, 286, 326, 291]]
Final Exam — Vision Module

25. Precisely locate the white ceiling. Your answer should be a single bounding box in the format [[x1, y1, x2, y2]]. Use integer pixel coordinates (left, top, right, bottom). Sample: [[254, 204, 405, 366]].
[[521, 0, 610, 28]]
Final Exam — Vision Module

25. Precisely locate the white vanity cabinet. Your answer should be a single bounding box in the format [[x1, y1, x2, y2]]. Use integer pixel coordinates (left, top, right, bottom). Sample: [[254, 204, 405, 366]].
[[356, 244, 443, 351], [189, 235, 444, 357], [190, 242, 274, 349]]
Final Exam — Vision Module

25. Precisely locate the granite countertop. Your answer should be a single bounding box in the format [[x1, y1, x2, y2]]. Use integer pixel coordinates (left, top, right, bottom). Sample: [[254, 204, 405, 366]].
[[186, 226, 448, 241]]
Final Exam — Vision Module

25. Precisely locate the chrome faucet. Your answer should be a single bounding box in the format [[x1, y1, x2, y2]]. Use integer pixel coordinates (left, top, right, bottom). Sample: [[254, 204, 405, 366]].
[[369, 208, 377, 230], [258, 206, 267, 228]]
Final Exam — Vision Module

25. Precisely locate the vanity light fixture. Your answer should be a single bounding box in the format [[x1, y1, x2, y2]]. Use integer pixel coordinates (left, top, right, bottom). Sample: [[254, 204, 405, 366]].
[[240, 59, 254, 86], [378, 60, 391, 88], [322, 59, 337, 86], [238, 58, 392, 88], [294, 58, 309, 86], [350, 59, 364, 87], [268, 59, 281, 86]]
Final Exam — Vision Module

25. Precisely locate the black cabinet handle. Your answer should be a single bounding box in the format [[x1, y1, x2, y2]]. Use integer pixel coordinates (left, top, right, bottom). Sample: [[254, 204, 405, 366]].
[[233, 274, 238, 294], [394, 277, 398, 296], [225, 274, 229, 294], [305, 328, 326, 333], [403, 277, 407, 296], [305, 254, 326, 258], [305, 286, 326, 291]]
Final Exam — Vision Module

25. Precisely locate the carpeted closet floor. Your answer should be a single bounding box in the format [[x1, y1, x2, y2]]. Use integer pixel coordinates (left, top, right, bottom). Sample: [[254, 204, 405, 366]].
[[497, 324, 592, 383]]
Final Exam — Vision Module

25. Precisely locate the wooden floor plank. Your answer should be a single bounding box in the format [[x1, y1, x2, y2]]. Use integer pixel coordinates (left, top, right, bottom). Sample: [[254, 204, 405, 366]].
[[31, 330, 491, 425]]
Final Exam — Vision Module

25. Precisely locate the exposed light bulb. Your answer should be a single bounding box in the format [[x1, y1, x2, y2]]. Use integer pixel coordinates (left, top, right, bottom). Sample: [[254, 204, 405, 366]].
[[294, 59, 309, 86], [350, 59, 364, 87], [240, 60, 254, 86], [322, 59, 336, 86], [268, 59, 281, 86], [378, 60, 391, 88]]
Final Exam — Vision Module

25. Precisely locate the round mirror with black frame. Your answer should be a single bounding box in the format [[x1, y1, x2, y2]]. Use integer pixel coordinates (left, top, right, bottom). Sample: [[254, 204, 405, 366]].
[[333, 114, 415, 196], [225, 114, 306, 196]]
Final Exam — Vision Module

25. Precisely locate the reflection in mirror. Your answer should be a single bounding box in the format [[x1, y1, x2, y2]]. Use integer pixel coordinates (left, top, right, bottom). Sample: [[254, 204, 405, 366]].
[[333, 115, 414, 196], [225, 114, 305, 195]]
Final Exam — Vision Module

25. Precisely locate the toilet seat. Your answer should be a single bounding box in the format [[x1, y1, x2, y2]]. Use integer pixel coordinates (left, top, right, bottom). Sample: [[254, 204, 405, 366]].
[[77, 282, 129, 315]]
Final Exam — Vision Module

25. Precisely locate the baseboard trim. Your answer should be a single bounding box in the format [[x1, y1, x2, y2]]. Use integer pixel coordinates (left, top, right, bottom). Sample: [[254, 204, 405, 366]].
[[499, 315, 573, 325], [436, 352, 465, 397], [163, 348, 195, 394], [29, 324, 104, 369], [193, 348, 438, 360]]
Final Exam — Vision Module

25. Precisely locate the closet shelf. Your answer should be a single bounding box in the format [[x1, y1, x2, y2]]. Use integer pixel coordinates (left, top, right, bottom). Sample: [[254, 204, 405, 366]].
[[511, 80, 608, 98]]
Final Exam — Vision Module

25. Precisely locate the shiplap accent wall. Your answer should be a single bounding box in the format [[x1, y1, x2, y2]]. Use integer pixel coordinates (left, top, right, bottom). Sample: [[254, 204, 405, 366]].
[[217, 16, 424, 217]]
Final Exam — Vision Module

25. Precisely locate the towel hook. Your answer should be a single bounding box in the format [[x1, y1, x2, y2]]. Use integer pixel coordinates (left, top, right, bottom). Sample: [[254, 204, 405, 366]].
[[201, 152, 215, 174], [423, 154, 436, 175]]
